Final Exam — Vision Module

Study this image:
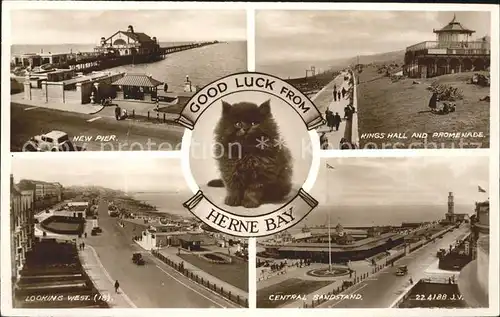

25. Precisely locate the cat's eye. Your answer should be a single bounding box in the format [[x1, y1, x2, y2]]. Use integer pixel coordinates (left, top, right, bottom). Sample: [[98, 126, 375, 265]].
[[234, 122, 242, 128]]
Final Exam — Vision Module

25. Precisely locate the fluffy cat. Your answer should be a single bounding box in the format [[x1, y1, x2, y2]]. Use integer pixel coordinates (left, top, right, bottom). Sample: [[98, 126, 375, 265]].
[[210, 99, 293, 208]]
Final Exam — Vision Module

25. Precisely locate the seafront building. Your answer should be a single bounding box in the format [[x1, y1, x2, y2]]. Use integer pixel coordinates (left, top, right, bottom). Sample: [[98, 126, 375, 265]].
[[10, 175, 35, 284], [94, 25, 160, 57], [458, 200, 489, 307], [404, 14, 490, 78], [17, 179, 63, 212]]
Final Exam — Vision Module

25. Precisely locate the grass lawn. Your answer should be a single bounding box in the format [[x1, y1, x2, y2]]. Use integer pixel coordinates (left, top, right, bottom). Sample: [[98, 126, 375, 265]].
[[179, 253, 248, 291], [357, 67, 490, 149], [257, 278, 333, 308]]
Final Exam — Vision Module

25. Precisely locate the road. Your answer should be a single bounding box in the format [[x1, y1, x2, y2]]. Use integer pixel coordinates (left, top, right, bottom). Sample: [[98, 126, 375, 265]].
[[317, 225, 469, 308], [11, 102, 184, 151], [85, 200, 239, 308]]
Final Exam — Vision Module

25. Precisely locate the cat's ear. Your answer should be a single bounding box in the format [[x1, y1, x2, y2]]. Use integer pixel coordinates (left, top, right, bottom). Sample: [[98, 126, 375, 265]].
[[259, 99, 271, 116], [221, 100, 232, 115]]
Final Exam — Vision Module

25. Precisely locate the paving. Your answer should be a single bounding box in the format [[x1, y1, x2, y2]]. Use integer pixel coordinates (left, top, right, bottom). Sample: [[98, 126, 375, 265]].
[[82, 200, 238, 308], [315, 225, 470, 308], [311, 72, 354, 149], [158, 248, 248, 301], [11, 102, 184, 152]]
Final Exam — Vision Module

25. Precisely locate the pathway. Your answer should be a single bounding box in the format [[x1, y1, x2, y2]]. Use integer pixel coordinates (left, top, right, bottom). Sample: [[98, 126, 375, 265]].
[[158, 248, 248, 301], [78, 222, 136, 308], [312, 72, 354, 149]]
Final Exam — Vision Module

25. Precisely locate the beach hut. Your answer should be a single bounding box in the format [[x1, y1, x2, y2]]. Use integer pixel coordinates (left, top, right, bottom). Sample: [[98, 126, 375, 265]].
[[112, 73, 163, 101]]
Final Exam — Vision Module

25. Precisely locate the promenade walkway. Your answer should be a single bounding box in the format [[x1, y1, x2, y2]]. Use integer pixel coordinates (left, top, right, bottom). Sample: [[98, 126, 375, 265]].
[[11, 91, 184, 124], [78, 224, 136, 308], [11, 93, 103, 115], [157, 248, 248, 302], [312, 72, 354, 149]]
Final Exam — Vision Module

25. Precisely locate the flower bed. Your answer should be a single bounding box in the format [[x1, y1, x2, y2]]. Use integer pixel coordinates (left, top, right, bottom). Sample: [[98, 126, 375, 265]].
[[200, 252, 232, 264]]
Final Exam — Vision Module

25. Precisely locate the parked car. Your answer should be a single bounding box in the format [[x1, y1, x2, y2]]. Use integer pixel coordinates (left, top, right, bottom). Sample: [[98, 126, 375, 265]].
[[93, 227, 103, 233], [395, 265, 408, 276], [91, 228, 99, 236], [25, 130, 76, 152], [132, 253, 145, 265]]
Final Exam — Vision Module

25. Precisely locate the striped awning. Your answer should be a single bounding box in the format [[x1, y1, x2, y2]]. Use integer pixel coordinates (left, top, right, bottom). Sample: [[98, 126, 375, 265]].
[[112, 74, 163, 87]]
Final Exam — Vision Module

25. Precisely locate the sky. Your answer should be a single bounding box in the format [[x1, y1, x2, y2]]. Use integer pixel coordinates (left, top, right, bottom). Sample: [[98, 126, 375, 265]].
[[312, 156, 490, 207], [11, 156, 187, 193], [256, 10, 491, 66], [10, 10, 247, 44]]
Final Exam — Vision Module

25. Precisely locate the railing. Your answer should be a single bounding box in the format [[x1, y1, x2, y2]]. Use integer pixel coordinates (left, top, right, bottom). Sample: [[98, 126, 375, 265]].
[[406, 41, 490, 53], [151, 250, 248, 307]]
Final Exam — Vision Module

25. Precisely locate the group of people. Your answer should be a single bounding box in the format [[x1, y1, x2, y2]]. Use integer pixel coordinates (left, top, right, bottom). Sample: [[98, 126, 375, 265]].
[[344, 104, 356, 120], [428, 92, 457, 115], [333, 84, 348, 102], [114, 105, 128, 121], [325, 109, 342, 132]]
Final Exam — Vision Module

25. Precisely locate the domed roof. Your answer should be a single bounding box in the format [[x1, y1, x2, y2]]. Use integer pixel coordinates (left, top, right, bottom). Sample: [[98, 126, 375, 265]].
[[434, 14, 475, 34]]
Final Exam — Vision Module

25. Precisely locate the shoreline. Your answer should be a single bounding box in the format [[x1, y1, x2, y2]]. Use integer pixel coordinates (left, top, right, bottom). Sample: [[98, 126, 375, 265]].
[[117, 191, 188, 219]]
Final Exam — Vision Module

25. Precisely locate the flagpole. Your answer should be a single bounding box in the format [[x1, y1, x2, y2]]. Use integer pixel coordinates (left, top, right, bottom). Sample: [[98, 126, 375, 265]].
[[326, 163, 333, 272], [328, 210, 332, 272]]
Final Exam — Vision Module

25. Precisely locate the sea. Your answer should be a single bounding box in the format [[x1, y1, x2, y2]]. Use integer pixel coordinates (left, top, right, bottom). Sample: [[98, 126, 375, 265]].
[[131, 191, 192, 218], [300, 204, 474, 228], [11, 41, 247, 92], [129, 191, 475, 226]]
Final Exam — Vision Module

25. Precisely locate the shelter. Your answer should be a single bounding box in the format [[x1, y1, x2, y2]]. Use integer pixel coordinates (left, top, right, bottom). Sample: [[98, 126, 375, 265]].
[[112, 73, 163, 101], [178, 234, 202, 251]]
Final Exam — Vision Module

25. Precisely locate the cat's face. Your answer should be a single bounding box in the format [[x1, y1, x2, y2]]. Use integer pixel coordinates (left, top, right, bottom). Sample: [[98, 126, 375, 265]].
[[219, 100, 274, 141]]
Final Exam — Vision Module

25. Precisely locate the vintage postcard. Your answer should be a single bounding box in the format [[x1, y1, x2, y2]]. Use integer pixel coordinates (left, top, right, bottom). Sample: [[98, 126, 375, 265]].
[[9, 9, 247, 152], [1, 2, 499, 317], [255, 11, 492, 150], [257, 156, 491, 309], [7, 155, 248, 308]]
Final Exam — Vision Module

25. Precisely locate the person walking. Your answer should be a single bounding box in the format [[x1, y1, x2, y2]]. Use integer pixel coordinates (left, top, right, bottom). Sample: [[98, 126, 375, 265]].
[[326, 110, 334, 132], [114, 106, 121, 120], [82, 242, 85, 250], [84, 232, 87, 238], [114, 280, 120, 293], [333, 112, 342, 131], [333, 84, 337, 102]]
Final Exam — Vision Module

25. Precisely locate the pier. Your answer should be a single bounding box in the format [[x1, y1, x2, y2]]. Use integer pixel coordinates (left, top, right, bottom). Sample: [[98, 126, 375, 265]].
[[12, 24, 221, 74], [61, 41, 219, 73]]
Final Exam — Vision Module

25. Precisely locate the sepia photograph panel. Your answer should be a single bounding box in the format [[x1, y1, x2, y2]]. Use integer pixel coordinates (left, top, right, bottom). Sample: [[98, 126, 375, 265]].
[[9, 155, 248, 308], [255, 10, 491, 150], [10, 9, 247, 152], [256, 156, 489, 309]]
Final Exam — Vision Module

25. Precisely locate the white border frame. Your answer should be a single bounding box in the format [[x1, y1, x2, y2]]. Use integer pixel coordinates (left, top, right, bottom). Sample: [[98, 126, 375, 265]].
[[2, 2, 499, 317]]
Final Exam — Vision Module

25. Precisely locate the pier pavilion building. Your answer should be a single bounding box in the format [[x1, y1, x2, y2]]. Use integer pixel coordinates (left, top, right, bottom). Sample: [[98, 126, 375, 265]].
[[94, 25, 160, 57], [404, 14, 490, 78]]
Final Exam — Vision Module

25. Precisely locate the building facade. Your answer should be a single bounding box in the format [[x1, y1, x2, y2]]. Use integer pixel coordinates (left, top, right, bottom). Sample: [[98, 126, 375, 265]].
[[404, 14, 490, 78], [457, 200, 489, 307], [17, 179, 63, 212], [94, 25, 160, 57], [10, 175, 35, 283]]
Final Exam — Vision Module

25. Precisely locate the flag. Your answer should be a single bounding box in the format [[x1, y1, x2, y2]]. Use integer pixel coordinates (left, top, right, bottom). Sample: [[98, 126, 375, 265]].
[[326, 164, 335, 170], [478, 186, 486, 193]]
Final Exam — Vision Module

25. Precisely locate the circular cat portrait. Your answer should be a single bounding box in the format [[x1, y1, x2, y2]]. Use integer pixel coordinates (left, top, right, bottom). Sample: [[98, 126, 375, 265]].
[[189, 91, 312, 216], [179, 72, 322, 237]]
